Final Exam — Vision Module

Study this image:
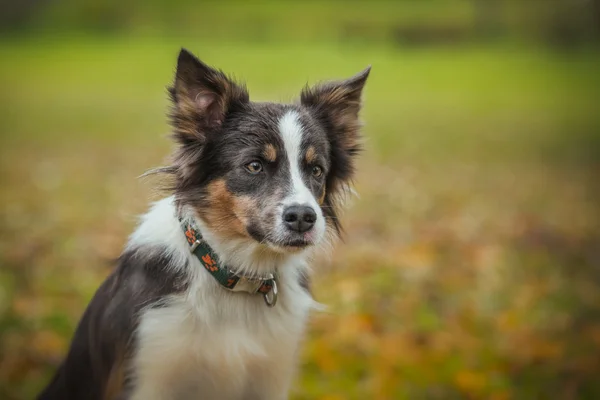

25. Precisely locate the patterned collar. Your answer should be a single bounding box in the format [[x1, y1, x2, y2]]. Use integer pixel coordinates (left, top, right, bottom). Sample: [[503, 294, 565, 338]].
[[180, 217, 278, 307]]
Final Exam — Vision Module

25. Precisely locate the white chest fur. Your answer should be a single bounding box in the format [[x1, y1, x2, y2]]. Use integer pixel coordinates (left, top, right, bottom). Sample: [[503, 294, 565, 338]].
[[127, 198, 316, 400], [131, 271, 312, 399]]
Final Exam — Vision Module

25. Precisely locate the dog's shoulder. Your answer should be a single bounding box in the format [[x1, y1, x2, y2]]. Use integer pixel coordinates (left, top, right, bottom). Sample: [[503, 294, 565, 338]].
[[38, 245, 186, 400]]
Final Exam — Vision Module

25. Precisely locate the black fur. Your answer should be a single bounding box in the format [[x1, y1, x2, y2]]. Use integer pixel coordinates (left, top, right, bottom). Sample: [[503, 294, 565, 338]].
[[38, 248, 186, 400], [165, 48, 368, 236], [38, 49, 369, 399], [300, 67, 370, 233]]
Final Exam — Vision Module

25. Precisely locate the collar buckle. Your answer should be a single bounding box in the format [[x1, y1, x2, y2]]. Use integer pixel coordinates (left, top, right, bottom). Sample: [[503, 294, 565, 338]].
[[262, 277, 278, 308], [189, 239, 202, 253], [229, 274, 270, 294], [226, 273, 278, 307], [180, 215, 279, 307]]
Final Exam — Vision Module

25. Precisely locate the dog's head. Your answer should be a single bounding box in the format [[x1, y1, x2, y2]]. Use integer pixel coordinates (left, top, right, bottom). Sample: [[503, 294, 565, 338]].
[[167, 49, 369, 254]]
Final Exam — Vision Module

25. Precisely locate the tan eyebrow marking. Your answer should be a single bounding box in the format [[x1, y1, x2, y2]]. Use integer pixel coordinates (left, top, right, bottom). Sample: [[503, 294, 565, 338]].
[[305, 146, 317, 164], [263, 144, 277, 162], [318, 184, 326, 205]]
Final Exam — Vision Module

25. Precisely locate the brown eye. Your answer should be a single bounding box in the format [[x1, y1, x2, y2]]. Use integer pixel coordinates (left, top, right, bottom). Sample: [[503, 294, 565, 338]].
[[312, 165, 323, 178], [245, 161, 263, 174]]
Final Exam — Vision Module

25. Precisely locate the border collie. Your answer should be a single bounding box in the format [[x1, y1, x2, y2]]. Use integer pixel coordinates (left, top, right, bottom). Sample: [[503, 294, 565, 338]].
[[38, 49, 370, 400]]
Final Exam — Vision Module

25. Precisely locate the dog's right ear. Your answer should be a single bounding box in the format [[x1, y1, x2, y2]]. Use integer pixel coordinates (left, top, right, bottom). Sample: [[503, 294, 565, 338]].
[[169, 49, 249, 140]]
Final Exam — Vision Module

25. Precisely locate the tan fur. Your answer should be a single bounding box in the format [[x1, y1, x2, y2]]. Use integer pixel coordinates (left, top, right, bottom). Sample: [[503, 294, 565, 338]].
[[170, 51, 249, 136], [306, 85, 362, 150], [318, 184, 326, 205], [263, 144, 277, 162], [299, 67, 369, 156], [198, 180, 253, 240], [305, 146, 316, 164], [126, 199, 316, 400]]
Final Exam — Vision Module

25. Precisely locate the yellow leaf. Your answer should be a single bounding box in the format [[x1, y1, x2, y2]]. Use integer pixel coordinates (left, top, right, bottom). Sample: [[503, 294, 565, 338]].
[[455, 370, 487, 395]]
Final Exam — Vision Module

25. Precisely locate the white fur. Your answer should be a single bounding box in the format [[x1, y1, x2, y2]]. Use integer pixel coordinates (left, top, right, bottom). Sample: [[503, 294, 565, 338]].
[[127, 197, 318, 400], [277, 111, 326, 243], [125, 197, 189, 268]]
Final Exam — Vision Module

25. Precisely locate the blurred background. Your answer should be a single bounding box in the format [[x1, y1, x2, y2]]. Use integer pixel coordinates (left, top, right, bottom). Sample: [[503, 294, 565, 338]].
[[1, 0, 599, 399]]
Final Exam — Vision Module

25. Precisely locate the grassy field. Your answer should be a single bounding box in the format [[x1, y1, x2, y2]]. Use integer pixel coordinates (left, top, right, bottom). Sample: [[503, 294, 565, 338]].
[[1, 35, 599, 399]]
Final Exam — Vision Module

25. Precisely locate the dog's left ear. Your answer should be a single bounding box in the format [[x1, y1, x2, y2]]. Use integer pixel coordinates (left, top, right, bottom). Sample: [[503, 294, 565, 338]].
[[300, 66, 371, 154], [300, 67, 370, 234], [169, 49, 249, 139]]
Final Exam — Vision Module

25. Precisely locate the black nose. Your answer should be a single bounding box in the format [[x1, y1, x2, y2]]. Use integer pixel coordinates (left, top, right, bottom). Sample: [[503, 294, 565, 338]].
[[283, 205, 317, 233]]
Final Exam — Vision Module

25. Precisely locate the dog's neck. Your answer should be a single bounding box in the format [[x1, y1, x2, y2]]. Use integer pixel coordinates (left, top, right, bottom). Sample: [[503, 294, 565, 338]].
[[126, 197, 313, 280], [181, 207, 310, 277]]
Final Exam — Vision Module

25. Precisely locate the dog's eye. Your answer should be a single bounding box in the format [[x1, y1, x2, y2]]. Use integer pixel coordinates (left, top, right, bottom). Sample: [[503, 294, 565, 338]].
[[312, 165, 323, 178], [245, 161, 263, 174]]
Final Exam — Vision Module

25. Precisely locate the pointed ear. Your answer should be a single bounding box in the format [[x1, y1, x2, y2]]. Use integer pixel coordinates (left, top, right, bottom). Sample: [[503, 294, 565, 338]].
[[300, 67, 370, 235], [169, 49, 249, 139], [300, 66, 370, 151]]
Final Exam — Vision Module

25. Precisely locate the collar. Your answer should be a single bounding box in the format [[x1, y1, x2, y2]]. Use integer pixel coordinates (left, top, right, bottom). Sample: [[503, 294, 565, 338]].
[[180, 216, 278, 307]]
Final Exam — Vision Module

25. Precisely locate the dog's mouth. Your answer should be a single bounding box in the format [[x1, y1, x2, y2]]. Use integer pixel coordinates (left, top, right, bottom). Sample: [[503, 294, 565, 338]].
[[279, 238, 311, 249], [266, 234, 315, 253], [247, 219, 322, 253]]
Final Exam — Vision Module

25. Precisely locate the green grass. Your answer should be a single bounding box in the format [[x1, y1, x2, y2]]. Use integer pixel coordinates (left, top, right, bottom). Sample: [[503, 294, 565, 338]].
[[1, 35, 599, 399], [1, 36, 598, 160], [28, 0, 477, 40]]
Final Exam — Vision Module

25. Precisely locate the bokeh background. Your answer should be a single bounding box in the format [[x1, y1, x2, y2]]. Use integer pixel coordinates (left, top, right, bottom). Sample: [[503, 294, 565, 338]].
[[1, 1, 599, 399]]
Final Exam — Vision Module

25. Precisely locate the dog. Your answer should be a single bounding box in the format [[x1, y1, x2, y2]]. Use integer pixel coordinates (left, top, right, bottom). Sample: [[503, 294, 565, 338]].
[[38, 49, 370, 400]]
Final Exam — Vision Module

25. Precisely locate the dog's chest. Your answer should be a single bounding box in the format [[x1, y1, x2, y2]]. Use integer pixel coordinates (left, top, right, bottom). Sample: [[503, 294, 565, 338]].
[[130, 283, 310, 400]]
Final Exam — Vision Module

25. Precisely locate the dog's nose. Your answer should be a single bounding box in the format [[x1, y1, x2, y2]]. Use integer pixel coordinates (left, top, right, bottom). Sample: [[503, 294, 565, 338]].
[[282, 205, 317, 233]]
